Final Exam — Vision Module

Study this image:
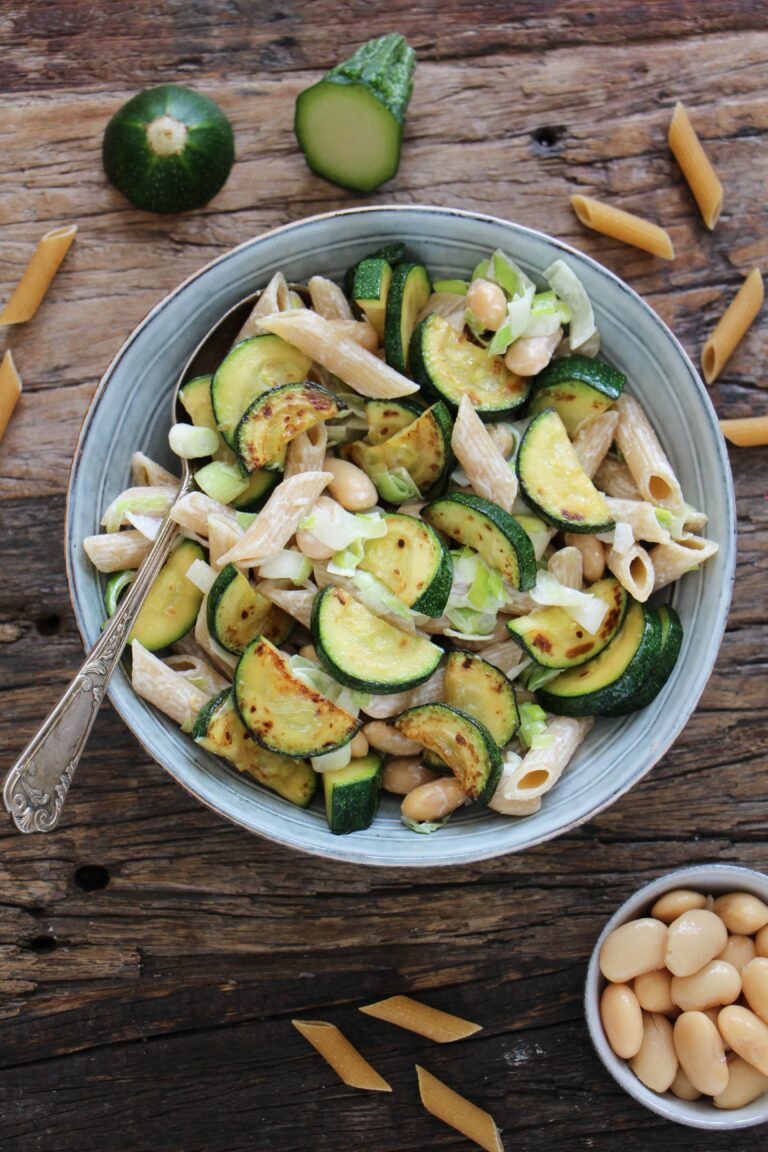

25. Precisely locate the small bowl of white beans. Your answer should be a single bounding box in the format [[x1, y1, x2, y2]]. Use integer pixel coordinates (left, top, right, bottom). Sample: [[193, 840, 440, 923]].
[[585, 863, 768, 1130]]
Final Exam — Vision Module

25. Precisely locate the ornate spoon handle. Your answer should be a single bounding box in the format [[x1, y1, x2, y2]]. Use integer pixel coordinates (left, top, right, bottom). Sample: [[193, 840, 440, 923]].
[[3, 477, 192, 833]]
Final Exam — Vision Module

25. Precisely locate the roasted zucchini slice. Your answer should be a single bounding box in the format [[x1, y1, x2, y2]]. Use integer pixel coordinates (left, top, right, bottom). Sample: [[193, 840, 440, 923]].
[[358, 512, 453, 617], [602, 604, 683, 715], [422, 491, 537, 591], [178, 373, 215, 427], [507, 576, 628, 669], [211, 335, 312, 447], [352, 258, 392, 340], [364, 398, 422, 445], [444, 651, 520, 746], [128, 538, 204, 650], [342, 401, 453, 499], [528, 355, 626, 435], [323, 751, 383, 834], [384, 262, 432, 373], [235, 381, 344, 473], [207, 564, 293, 655], [391, 703, 503, 804]]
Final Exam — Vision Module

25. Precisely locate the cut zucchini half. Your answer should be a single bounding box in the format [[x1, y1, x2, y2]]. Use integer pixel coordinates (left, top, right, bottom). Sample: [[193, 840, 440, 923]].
[[364, 398, 422, 445], [211, 335, 312, 447], [528, 355, 626, 435], [342, 401, 453, 498], [422, 491, 537, 591], [193, 689, 318, 807], [358, 512, 453, 617], [235, 637, 361, 757], [411, 312, 531, 420], [507, 576, 628, 669], [235, 381, 344, 473], [517, 408, 615, 534], [207, 563, 293, 655], [392, 703, 502, 804], [384, 262, 432, 374], [352, 258, 392, 340], [444, 651, 520, 746], [323, 751, 383, 834], [603, 604, 683, 716], [128, 538, 204, 650], [311, 586, 442, 693], [537, 600, 662, 716]]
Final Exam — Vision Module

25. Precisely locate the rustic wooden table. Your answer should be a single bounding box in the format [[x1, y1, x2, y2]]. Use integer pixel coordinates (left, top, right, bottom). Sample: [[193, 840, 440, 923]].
[[1, 3, 766, 1149]]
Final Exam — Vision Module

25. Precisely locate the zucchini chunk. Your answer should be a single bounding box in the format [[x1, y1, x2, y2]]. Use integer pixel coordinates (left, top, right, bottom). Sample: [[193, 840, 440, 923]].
[[207, 564, 294, 655], [235, 381, 344, 473], [411, 312, 531, 420], [392, 703, 502, 804], [507, 576, 628, 669], [193, 689, 317, 807], [343, 243, 406, 298], [235, 637, 361, 757], [603, 604, 683, 715], [358, 512, 453, 617], [364, 398, 422, 445], [384, 263, 432, 374], [528, 355, 626, 435], [178, 374, 215, 428], [516, 408, 615, 534], [422, 492, 537, 591], [128, 538, 204, 650], [211, 335, 312, 447], [444, 651, 520, 746], [342, 401, 453, 499], [323, 751, 383, 834], [352, 258, 392, 340], [311, 586, 442, 693], [537, 600, 662, 716]]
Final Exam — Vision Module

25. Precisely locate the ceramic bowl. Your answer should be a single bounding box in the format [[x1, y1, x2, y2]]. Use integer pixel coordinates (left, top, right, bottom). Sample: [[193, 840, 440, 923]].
[[65, 206, 736, 866], [585, 864, 768, 1128]]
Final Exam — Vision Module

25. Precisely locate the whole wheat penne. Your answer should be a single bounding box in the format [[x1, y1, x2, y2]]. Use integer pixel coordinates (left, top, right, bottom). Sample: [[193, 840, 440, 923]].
[[702, 268, 764, 385], [171, 491, 236, 538], [235, 271, 292, 342], [571, 410, 619, 478], [207, 512, 243, 569], [292, 1020, 391, 1092], [363, 668, 446, 719], [593, 455, 641, 500], [257, 310, 419, 398], [650, 536, 719, 590], [563, 533, 606, 583], [254, 580, 316, 629], [194, 596, 238, 674], [452, 395, 518, 511], [719, 415, 768, 447], [416, 290, 467, 332], [130, 451, 179, 488], [82, 530, 151, 572], [571, 195, 675, 261], [0, 224, 77, 325], [668, 102, 723, 230], [604, 497, 671, 544], [284, 421, 328, 478], [489, 716, 593, 814], [308, 275, 355, 321], [219, 471, 333, 568], [605, 542, 655, 602], [0, 350, 22, 442], [131, 641, 209, 730], [164, 654, 231, 697], [471, 640, 531, 680], [485, 423, 516, 459], [359, 995, 482, 1043], [326, 318, 379, 351], [547, 546, 583, 590], [615, 394, 684, 510], [416, 1065, 504, 1152]]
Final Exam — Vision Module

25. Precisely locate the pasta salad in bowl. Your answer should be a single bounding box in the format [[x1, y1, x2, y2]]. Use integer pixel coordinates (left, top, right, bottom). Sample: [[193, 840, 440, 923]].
[[66, 206, 735, 865]]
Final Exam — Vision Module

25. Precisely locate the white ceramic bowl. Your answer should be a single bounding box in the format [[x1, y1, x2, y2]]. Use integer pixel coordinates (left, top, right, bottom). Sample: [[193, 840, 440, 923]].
[[65, 205, 736, 866], [585, 864, 768, 1129]]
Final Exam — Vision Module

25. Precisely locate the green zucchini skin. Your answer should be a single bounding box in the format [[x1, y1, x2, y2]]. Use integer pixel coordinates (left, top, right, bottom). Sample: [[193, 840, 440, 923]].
[[443, 651, 520, 746], [211, 335, 312, 448], [410, 312, 531, 420], [422, 491, 538, 591], [128, 538, 205, 650], [364, 398, 422, 445], [391, 703, 503, 805], [528, 355, 626, 435], [384, 263, 433, 374], [234, 381, 344, 473], [323, 752, 383, 834], [294, 34, 416, 193], [352, 258, 392, 340], [343, 243, 406, 297], [207, 563, 293, 655], [537, 601, 663, 716], [102, 85, 235, 214], [602, 604, 683, 715], [178, 374, 215, 427], [358, 512, 453, 617], [507, 577, 628, 669]]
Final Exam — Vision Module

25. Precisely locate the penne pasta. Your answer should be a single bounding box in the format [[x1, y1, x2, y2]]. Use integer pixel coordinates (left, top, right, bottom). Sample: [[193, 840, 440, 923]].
[[668, 102, 723, 230], [547, 546, 583, 590], [701, 268, 764, 385], [218, 471, 333, 568], [325, 318, 379, 351], [615, 394, 684, 511], [131, 641, 209, 730], [130, 451, 179, 488], [292, 1020, 391, 1092], [471, 640, 530, 680], [0, 224, 77, 325], [719, 415, 768, 447], [0, 349, 23, 443], [164, 653, 231, 697], [363, 668, 446, 719], [649, 536, 719, 591], [452, 395, 518, 512], [571, 195, 675, 261], [207, 512, 242, 569], [604, 497, 671, 545], [284, 421, 328, 479], [416, 1065, 504, 1152], [171, 491, 237, 539], [308, 275, 355, 321], [235, 271, 292, 342], [359, 995, 482, 1043], [563, 533, 606, 584], [593, 454, 642, 501], [254, 580, 316, 629], [604, 542, 655, 603], [82, 529, 151, 572], [194, 596, 238, 674], [416, 290, 466, 332], [571, 410, 619, 478], [489, 716, 593, 814], [257, 310, 419, 398]]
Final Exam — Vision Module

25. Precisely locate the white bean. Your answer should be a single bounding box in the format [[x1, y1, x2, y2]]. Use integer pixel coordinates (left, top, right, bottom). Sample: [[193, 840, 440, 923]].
[[718, 1006, 768, 1076], [322, 456, 377, 511], [503, 329, 561, 376], [673, 1011, 729, 1096], [382, 758, 440, 795], [362, 721, 422, 756], [465, 278, 507, 331], [401, 777, 466, 823], [756, 925, 768, 959], [629, 1012, 678, 1093], [665, 909, 728, 977], [651, 888, 707, 924], [599, 919, 668, 983], [671, 960, 741, 1012], [349, 732, 369, 758], [670, 1066, 701, 1101], [298, 644, 319, 661], [600, 983, 643, 1059], [713, 892, 768, 936], [714, 1056, 768, 1109], [634, 969, 675, 1015], [295, 527, 336, 560], [718, 934, 758, 971], [741, 958, 768, 1025]]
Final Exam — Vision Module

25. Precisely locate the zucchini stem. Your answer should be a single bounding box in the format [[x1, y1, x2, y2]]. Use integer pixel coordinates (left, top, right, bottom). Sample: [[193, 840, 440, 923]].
[[146, 115, 188, 157]]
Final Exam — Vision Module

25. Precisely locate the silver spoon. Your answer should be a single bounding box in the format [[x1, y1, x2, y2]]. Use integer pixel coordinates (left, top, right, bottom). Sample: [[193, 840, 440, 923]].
[[3, 290, 262, 833]]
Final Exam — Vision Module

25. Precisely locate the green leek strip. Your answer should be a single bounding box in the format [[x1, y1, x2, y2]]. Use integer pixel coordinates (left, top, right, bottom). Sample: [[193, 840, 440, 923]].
[[195, 460, 249, 504], [432, 278, 468, 295], [258, 549, 313, 585], [370, 466, 420, 503], [518, 702, 549, 749], [104, 569, 136, 617]]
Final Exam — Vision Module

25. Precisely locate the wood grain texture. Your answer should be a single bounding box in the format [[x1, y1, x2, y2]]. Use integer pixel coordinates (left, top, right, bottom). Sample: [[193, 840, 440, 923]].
[[0, 2, 766, 1150]]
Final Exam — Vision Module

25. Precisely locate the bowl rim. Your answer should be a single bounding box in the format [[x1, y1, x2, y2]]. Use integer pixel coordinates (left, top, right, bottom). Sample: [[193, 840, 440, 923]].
[[64, 204, 737, 865], [584, 863, 768, 1129]]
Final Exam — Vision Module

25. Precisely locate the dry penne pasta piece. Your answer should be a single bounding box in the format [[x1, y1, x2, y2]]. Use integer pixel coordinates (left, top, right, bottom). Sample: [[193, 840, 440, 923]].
[[719, 415, 768, 447], [489, 716, 593, 812], [650, 536, 719, 590], [593, 455, 641, 500], [571, 196, 675, 261], [359, 995, 482, 1043], [362, 668, 446, 719], [257, 310, 419, 398], [235, 271, 292, 342], [254, 580, 316, 629], [207, 512, 243, 569], [564, 532, 606, 583], [131, 641, 209, 729], [668, 102, 723, 230], [82, 529, 152, 572], [284, 421, 328, 478], [615, 394, 684, 510], [292, 1020, 391, 1092], [0, 350, 22, 442], [164, 653, 231, 696], [605, 543, 655, 603], [702, 268, 764, 385], [0, 224, 77, 324], [218, 471, 333, 568], [171, 491, 236, 538], [308, 275, 355, 321], [571, 410, 619, 478], [604, 498, 671, 545], [130, 451, 179, 488], [416, 1065, 504, 1152], [452, 395, 518, 512], [547, 546, 583, 590]]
